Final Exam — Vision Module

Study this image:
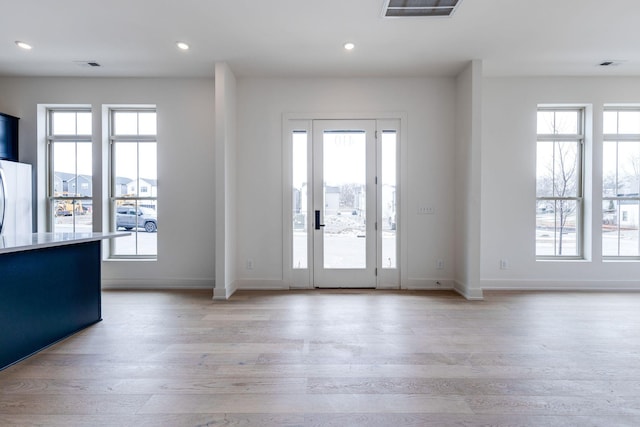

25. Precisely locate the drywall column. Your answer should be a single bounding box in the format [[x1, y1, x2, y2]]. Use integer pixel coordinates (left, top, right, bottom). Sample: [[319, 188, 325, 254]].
[[454, 60, 484, 300], [214, 63, 238, 299]]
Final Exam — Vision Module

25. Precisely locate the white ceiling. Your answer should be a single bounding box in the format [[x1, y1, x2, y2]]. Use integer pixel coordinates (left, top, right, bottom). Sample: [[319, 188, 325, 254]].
[[2, 0, 640, 79]]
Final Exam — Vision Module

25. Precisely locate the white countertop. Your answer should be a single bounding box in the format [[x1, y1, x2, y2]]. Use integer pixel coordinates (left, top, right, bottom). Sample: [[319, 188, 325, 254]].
[[0, 232, 130, 254]]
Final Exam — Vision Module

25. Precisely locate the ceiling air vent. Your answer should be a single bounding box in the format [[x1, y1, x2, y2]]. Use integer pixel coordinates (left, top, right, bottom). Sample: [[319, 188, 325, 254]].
[[382, 0, 463, 18]]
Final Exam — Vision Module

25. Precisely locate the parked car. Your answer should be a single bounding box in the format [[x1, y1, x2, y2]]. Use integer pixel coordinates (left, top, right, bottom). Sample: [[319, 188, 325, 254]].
[[116, 206, 157, 232]]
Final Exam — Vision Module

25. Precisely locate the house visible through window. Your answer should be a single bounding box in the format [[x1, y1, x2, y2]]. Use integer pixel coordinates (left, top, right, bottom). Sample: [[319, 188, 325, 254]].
[[109, 108, 158, 258], [536, 107, 584, 258], [47, 109, 93, 233], [603, 107, 640, 258]]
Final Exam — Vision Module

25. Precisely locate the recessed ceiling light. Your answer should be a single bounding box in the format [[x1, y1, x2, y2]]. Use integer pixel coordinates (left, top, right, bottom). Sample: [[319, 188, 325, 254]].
[[176, 41, 190, 51], [344, 42, 355, 51], [15, 41, 32, 50]]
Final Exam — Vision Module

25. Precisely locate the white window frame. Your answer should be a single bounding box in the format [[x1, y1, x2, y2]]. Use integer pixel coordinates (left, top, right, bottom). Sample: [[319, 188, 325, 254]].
[[46, 107, 93, 233], [108, 107, 158, 259], [602, 106, 640, 260], [536, 107, 585, 260]]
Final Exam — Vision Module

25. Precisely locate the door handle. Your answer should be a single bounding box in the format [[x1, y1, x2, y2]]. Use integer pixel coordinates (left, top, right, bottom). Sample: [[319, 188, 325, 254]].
[[315, 210, 325, 230]]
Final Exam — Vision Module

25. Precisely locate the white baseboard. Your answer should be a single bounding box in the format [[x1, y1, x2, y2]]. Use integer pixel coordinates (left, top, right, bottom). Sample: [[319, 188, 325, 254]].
[[402, 278, 485, 300], [236, 279, 289, 290], [453, 280, 484, 300], [213, 279, 239, 300], [403, 278, 454, 290], [481, 279, 640, 291], [102, 277, 214, 290]]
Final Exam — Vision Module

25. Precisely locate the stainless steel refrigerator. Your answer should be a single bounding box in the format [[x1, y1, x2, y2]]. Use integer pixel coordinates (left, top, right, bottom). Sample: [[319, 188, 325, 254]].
[[0, 159, 32, 235]]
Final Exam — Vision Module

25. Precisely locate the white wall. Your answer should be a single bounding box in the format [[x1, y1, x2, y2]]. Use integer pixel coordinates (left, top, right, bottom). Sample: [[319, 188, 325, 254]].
[[454, 61, 484, 299], [482, 76, 640, 290], [0, 77, 216, 289], [235, 77, 457, 289], [214, 63, 239, 299], [6, 74, 636, 294]]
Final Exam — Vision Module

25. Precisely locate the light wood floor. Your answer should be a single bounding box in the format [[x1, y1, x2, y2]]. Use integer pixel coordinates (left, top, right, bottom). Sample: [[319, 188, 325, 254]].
[[1, 289, 640, 426]]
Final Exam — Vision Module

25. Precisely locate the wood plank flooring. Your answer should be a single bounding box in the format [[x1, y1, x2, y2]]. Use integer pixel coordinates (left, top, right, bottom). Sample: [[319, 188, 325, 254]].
[[1, 289, 640, 426]]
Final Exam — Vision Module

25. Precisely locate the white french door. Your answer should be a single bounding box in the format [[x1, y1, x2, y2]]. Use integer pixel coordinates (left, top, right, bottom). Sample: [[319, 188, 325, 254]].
[[288, 117, 400, 289], [313, 120, 377, 287]]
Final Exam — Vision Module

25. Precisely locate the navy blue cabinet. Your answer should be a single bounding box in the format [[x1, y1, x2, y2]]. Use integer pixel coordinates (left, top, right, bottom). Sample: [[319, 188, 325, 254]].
[[0, 113, 19, 161], [0, 242, 102, 370]]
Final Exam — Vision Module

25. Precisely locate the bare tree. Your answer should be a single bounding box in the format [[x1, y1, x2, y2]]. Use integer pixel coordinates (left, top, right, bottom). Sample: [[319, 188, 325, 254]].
[[624, 151, 640, 195], [553, 142, 578, 254], [339, 184, 356, 209]]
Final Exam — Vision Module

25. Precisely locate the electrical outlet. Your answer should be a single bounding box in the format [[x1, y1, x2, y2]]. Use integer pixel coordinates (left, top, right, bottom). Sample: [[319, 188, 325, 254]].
[[436, 259, 444, 270], [500, 259, 509, 270], [246, 259, 254, 270]]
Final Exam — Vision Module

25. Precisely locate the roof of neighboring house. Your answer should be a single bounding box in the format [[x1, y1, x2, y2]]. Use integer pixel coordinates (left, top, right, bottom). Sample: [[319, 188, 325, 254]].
[[55, 173, 157, 187], [54, 172, 92, 183], [140, 178, 157, 187], [116, 177, 133, 186]]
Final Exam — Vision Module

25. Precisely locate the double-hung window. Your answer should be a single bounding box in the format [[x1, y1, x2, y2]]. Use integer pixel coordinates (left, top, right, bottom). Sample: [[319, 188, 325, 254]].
[[47, 109, 93, 233], [109, 108, 158, 258], [602, 107, 640, 258], [536, 108, 584, 258]]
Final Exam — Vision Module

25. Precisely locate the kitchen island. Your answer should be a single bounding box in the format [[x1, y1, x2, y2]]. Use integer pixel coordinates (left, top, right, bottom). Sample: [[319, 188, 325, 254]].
[[0, 232, 128, 370]]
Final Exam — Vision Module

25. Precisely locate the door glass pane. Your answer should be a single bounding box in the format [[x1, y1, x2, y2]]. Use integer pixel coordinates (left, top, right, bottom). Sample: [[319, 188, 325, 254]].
[[381, 130, 397, 269], [292, 131, 308, 269], [323, 130, 366, 269]]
